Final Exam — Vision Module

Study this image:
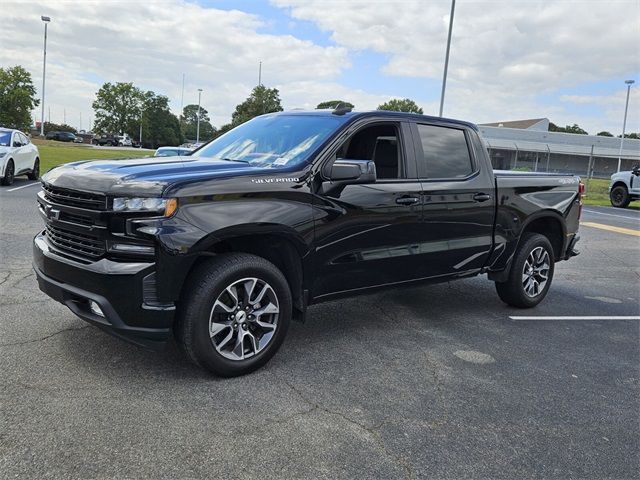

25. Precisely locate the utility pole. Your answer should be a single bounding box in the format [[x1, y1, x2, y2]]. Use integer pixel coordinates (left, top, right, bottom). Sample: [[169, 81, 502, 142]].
[[438, 0, 455, 117], [79, 112, 82, 131], [40, 16, 51, 136], [617, 79, 635, 172], [258, 61, 262, 86], [196, 88, 203, 143], [180, 73, 185, 120]]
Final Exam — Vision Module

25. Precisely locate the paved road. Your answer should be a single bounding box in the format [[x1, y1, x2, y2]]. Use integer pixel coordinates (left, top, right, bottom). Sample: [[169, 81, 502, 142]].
[[1, 183, 638, 479]]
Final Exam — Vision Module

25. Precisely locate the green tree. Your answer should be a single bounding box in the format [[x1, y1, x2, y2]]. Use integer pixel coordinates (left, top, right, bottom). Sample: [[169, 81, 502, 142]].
[[182, 104, 216, 141], [0, 66, 40, 131], [141, 93, 183, 149], [43, 122, 76, 134], [231, 85, 283, 126], [377, 98, 423, 114], [92, 82, 144, 135], [619, 132, 639, 139], [316, 100, 354, 110], [596, 131, 613, 137], [549, 122, 588, 135]]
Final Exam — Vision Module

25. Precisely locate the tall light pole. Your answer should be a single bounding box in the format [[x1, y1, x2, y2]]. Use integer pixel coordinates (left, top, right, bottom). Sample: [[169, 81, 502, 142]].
[[617, 79, 635, 172], [438, 0, 455, 117], [40, 15, 51, 136], [196, 88, 203, 143]]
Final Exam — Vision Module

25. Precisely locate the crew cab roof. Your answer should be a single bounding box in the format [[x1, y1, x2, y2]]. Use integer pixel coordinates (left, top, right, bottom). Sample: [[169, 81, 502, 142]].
[[273, 109, 479, 131]]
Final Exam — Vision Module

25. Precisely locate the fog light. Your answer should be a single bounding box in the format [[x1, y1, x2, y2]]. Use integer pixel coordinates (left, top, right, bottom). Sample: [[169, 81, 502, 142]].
[[89, 301, 104, 317], [109, 243, 155, 255]]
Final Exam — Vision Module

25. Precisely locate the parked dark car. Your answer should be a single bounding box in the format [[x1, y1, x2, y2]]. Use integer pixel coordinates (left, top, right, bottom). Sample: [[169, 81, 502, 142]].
[[46, 131, 76, 142], [34, 109, 582, 377], [92, 134, 118, 146]]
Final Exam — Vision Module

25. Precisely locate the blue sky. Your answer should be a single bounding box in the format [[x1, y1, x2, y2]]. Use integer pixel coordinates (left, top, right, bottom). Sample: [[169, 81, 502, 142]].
[[202, 0, 639, 133]]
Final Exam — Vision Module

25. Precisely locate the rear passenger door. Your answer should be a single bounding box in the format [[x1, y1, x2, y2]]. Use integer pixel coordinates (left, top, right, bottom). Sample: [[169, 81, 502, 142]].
[[411, 122, 496, 278]]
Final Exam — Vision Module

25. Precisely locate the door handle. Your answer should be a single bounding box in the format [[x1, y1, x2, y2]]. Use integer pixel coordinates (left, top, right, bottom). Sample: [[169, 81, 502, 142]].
[[473, 193, 492, 202], [396, 196, 419, 205]]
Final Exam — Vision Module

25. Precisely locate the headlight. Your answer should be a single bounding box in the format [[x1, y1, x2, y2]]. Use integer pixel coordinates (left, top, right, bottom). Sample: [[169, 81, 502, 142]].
[[112, 197, 178, 217]]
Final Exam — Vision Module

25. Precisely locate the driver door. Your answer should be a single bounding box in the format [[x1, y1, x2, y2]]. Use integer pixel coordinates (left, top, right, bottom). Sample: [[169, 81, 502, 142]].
[[311, 120, 425, 299]]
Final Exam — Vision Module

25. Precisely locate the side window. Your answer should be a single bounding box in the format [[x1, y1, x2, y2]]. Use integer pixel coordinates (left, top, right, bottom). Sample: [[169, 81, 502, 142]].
[[416, 124, 474, 179], [336, 123, 404, 179], [19, 133, 29, 145]]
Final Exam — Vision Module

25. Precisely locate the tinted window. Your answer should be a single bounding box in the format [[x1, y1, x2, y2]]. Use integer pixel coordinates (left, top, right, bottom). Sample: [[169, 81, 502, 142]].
[[0, 131, 10, 146], [336, 124, 403, 179], [416, 124, 473, 179]]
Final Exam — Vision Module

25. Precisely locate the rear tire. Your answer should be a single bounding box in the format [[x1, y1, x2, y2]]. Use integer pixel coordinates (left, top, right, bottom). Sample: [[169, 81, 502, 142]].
[[27, 158, 40, 180], [495, 233, 555, 308], [176, 253, 292, 377], [610, 185, 631, 208], [1, 160, 15, 186]]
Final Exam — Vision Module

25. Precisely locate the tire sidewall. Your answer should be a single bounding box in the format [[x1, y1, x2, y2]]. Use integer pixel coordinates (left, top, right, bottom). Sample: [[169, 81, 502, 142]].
[[610, 186, 630, 208], [509, 234, 555, 308], [187, 258, 292, 376], [2, 160, 15, 185]]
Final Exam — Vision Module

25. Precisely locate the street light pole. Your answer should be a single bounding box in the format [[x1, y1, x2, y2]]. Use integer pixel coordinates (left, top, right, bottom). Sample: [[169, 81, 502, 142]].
[[438, 0, 455, 117], [40, 16, 51, 136], [196, 88, 203, 143], [617, 79, 635, 172]]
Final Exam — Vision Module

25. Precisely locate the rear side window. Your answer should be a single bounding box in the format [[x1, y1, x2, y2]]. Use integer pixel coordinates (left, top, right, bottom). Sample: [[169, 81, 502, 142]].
[[416, 124, 473, 179]]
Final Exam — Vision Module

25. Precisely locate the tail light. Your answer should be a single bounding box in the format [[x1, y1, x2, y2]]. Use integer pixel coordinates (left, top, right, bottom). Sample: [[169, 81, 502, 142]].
[[578, 181, 585, 219]]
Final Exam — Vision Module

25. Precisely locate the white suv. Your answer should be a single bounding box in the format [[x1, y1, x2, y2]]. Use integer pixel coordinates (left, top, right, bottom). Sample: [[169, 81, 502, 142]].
[[0, 128, 40, 186], [117, 134, 132, 147]]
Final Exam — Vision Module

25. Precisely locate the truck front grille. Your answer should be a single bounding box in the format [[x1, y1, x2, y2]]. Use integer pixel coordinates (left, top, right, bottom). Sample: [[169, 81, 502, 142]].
[[43, 184, 107, 210], [44, 224, 105, 259]]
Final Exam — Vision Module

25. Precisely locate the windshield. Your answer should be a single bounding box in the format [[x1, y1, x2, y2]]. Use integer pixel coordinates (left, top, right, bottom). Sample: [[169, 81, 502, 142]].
[[194, 114, 343, 168], [0, 131, 11, 146]]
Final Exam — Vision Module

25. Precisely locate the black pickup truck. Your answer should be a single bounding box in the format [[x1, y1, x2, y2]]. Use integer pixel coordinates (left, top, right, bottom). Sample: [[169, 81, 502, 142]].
[[33, 109, 582, 376]]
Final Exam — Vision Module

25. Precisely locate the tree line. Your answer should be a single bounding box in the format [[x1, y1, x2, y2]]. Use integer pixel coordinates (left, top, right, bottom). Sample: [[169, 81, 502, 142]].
[[1, 64, 637, 147]]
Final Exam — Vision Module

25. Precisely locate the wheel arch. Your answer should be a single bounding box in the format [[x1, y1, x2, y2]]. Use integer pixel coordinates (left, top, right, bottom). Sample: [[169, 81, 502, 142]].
[[519, 212, 565, 261], [489, 211, 565, 282], [179, 225, 309, 320], [611, 181, 628, 191]]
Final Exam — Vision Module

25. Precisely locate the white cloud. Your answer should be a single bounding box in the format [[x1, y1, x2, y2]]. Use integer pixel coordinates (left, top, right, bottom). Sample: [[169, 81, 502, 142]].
[[274, 0, 640, 132], [0, 0, 351, 129], [1, 0, 638, 135]]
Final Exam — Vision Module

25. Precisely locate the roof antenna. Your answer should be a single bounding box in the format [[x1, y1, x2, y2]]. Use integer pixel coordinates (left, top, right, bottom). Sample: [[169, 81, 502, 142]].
[[332, 102, 353, 116]]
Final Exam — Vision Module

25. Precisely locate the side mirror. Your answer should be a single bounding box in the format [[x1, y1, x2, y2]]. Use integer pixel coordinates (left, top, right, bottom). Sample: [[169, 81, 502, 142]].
[[13, 141, 21, 147], [329, 159, 376, 183], [632, 165, 640, 176]]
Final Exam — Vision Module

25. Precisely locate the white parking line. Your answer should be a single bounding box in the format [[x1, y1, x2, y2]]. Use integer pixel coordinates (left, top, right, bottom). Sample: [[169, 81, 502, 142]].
[[6, 182, 39, 192], [583, 209, 640, 221], [510, 316, 640, 320]]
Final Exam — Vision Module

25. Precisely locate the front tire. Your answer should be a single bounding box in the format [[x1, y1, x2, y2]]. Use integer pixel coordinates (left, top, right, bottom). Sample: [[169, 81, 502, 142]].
[[1, 160, 15, 186], [27, 158, 40, 180], [495, 233, 555, 308], [610, 185, 631, 208], [176, 253, 292, 377]]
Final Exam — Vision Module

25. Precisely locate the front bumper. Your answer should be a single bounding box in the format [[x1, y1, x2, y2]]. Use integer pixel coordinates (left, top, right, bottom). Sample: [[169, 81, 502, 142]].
[[33, 233, 175, 349]]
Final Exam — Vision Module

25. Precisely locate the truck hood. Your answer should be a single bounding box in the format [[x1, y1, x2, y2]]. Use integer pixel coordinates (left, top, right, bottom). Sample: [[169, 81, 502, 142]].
[[42, 155, 273, 196]]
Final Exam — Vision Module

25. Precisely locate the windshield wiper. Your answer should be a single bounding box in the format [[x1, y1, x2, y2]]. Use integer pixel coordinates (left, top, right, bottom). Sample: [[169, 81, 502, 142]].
[[220, 157, 250, 164]]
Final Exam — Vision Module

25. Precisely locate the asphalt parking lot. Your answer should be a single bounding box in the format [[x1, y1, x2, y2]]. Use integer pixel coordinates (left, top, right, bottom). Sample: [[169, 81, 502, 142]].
[[1, 178, 638, 479]]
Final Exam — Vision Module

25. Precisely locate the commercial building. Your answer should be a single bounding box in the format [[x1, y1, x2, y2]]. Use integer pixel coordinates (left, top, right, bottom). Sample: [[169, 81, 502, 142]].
[[478, 118, 640, 178]]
